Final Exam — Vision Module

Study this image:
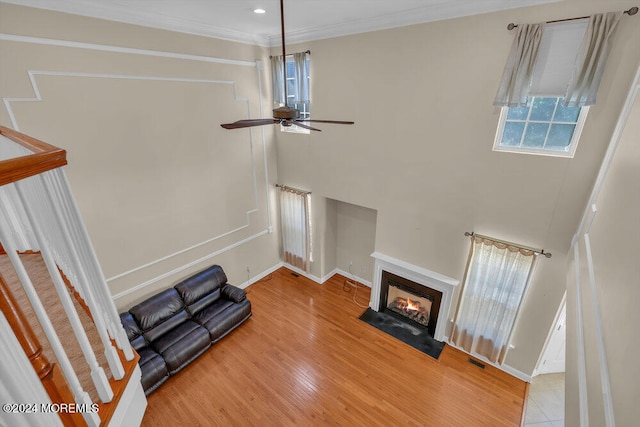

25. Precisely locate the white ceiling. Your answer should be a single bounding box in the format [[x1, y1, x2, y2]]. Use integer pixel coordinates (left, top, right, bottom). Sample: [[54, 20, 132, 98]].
[[2, 0, 560, 46]]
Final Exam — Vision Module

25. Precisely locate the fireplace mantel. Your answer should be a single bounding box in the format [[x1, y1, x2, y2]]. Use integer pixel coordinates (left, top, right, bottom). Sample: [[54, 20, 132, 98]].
[[370, 252, 459, 341]]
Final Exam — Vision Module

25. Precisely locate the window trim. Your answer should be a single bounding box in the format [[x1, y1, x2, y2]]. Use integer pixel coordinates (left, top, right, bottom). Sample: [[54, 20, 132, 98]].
[[493, 97, 589, 158]]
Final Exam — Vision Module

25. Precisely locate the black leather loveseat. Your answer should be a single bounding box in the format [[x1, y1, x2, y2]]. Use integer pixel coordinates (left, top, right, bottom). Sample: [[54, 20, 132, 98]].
[[119, 265, 251, 395]]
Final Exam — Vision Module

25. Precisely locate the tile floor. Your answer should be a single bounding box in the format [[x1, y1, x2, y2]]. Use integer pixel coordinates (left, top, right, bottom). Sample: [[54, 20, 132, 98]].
[[524, 373, 565, 427]]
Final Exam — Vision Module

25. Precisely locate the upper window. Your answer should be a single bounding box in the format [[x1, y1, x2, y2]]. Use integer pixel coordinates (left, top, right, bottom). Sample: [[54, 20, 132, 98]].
[[494, 21, 589, 157], [494, 96, 588, 157], [282, 54, 310, 134]]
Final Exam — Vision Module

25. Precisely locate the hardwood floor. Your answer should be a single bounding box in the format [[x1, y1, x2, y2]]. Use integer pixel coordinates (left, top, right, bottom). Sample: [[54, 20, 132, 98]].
[[141, 267, 527, 426]]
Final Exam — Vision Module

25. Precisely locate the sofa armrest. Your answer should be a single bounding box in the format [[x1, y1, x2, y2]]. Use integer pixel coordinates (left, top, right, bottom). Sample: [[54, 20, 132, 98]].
[[221, 284, 246, 303]]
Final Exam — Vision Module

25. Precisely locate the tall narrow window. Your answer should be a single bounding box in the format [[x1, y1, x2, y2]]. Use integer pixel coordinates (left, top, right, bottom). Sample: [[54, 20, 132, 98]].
[[279, 186, 312, 272], [451, 235, 537, 364], [271, 52, 310, 133]]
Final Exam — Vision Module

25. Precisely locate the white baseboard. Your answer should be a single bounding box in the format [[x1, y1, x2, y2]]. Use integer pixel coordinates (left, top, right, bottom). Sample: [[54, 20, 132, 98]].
[[274, 264, 373, 288], [445, 340, 532, 383], [335, 268, 372, 287], [240, 262, 284, 288]]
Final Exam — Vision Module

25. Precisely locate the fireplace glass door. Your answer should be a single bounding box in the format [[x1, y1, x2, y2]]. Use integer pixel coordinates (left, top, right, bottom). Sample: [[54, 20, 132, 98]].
[[386, 284, 433, 327]]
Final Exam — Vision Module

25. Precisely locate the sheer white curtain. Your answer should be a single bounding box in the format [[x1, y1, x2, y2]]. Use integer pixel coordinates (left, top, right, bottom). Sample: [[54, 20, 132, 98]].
[[279, 187, 311, 272], [270, 54, 286, 106], [292, 52, 310, 106], [494, 23, 545, 107], [563, 11, 623, 107], [451, 236, 537, 364]]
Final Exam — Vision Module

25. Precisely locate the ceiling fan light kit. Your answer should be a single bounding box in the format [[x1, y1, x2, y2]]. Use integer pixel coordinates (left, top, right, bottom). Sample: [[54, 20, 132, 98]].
[[220, 0, 354, 132]]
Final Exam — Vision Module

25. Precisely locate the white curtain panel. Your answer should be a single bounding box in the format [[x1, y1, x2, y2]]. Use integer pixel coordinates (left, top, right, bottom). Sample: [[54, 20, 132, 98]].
[[494, 23, 545, 107], [279, 188, 311, 272], [451, 238, 536, 364], [563, 11, 623, 107], [270, 54, 286, 106], [292, 52, 310, 105]]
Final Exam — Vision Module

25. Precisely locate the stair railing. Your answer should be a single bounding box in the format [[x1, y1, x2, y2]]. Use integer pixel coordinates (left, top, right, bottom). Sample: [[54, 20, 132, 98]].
[[0, 125, 138, 426]]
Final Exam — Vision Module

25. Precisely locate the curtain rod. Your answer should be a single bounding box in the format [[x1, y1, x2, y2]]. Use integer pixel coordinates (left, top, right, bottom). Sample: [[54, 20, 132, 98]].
[[507, 6, 638, 30], [464, 232, 552, 258], [276, 184, 311, 195], [269, 50, 311, 59]]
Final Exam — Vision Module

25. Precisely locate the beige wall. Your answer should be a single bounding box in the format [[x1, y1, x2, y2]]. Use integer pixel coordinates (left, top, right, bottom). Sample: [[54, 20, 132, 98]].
[[0, 3, 281, 309], [334, 200, 377, 283], [566, 85, 640, 426], [2, 0, 639, 388], [275, 0, 640, 374]]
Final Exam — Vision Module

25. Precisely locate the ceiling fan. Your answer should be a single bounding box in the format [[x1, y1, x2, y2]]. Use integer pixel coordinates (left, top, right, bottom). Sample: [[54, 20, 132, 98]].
[[220, 0, 354, 132]]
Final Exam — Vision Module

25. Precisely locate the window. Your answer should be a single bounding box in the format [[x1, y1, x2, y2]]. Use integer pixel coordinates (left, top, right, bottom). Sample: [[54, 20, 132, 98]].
[[494, 21, 590, 157], [282, 55, 310, 133], [494, 96, 588, 157], [451, 236, 537, 364], [279, 186, 312, 272]]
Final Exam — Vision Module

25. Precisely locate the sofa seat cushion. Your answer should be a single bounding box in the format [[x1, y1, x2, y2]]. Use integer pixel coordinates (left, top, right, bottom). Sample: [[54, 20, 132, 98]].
[[193, 298, 252, 342], [137, 347, 169, 395], [150, 320, 211, 373]]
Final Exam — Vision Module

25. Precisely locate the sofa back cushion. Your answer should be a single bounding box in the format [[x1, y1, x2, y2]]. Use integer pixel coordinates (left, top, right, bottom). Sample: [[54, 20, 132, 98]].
[[119, 312, 147, 351], [174, 265, 227, 316], [129, 288, 189, 342]]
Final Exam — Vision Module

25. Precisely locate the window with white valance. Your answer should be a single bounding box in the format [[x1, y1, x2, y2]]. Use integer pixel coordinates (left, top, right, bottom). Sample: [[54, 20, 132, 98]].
[[493, 12, 623, 157]]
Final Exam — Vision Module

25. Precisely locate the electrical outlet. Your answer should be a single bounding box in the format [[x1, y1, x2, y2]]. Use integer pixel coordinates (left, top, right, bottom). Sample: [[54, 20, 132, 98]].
[[349, 261, 353, 267]]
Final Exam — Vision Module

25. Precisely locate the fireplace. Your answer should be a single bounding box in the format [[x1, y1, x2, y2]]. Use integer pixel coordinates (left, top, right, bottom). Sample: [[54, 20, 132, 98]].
[[380, 270, 442, 338], [370, 252, 458, 342]]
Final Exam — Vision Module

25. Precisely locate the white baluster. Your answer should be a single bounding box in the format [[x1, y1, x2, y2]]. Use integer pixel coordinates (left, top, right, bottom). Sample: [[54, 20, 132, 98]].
[[56, 170, 133, 361], [14, 179, 115, 402], [0, 218, 101, 427], [38, 171, 126, 379]]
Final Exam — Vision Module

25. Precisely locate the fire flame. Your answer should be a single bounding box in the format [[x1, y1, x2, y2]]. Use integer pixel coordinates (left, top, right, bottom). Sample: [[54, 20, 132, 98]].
[[404, 298, 420, 312]]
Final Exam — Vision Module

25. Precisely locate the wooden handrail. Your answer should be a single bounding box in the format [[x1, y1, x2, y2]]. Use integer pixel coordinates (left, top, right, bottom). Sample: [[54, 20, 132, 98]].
[[0, 126, 67, 187]]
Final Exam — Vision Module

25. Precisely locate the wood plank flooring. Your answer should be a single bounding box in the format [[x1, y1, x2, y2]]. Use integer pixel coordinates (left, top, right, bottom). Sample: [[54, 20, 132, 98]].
[[141, 267, 527, 426]]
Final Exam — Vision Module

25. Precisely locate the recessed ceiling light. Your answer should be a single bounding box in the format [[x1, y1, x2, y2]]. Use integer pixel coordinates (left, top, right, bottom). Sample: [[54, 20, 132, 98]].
[[254, 8, 266, 14]]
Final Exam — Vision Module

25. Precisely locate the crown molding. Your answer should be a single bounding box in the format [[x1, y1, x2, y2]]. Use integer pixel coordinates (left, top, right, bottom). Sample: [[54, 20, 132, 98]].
[[3, 0, 561, 47], [268, 0, 561, 46], [1, 0, 271, 46]]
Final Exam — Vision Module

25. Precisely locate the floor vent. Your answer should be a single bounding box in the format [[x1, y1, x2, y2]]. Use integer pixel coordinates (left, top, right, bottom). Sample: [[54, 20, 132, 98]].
[[291, 272, 299, 278], [468, 358, 486, 369]]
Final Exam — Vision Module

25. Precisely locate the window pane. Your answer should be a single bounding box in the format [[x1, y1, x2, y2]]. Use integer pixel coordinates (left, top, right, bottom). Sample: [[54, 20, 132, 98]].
[[287, 80, 295, 98], [286, 61, 295, 78], [507, 104, 529, 121], [501, 122, 525, 146], [522, 123, 549, 148], [553, 102, 581, 123], [529, 97, 557, 121], [546, 124, 575, 150]]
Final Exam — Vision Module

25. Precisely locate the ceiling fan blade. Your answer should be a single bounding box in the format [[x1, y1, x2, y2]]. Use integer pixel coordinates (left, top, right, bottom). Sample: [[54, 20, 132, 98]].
[[291, 121, 322, 132], [296, 119, 355, 125], [221, 119, 279, 129]]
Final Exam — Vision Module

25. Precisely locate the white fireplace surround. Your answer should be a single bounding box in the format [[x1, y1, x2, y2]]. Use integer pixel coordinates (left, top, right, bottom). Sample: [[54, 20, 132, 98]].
[[370, 252, 459, 341]]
